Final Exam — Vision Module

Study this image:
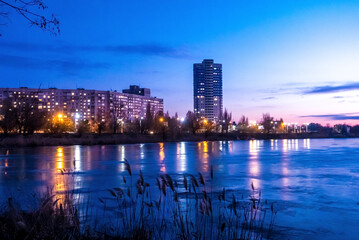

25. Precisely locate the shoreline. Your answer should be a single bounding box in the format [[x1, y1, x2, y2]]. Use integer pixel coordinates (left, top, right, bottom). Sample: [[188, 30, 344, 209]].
[[0, 132, 357, 147]]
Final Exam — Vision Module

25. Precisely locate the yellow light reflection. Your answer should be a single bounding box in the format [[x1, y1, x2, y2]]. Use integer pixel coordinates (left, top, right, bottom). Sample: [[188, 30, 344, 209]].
[[201, 141, 209, 172], [159, 142, 165, 161], [56, 147, 64, 170], [159, 143, 166, 173], [4, 158, 8, 175], [203, 141, 208, 153], [54, 147, 67, 206]]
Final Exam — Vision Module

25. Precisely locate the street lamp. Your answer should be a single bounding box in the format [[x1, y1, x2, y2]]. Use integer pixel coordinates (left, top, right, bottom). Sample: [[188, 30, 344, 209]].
[[57, 113, 63, 121], [140, 117, 144, 134]]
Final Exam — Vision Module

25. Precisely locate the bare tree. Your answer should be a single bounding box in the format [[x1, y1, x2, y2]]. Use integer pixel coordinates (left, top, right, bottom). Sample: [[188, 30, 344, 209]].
[[0, 0, 60, 36], [221, 108, 232, 133], [185, 111, 200, 135], [0, 98, 17, 134], [238, 115, 249, 133], [261, 113, 274, 134], [144, 102, 153, 132]]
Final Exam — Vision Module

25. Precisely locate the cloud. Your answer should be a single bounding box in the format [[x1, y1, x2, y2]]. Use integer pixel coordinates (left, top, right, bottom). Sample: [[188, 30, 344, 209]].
[[0, 41, 191, 58], [300, 113, 359, 120], [303, 82, 359, 94], [262, 96, 276, 100], [0, 54, 109, 75]]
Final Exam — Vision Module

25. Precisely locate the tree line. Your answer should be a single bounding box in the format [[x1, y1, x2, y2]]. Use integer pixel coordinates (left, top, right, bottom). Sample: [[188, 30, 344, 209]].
[[0, 97, 356, 136]]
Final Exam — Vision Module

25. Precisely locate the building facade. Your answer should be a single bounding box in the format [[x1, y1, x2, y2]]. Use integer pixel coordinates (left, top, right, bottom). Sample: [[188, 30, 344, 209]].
[[193, 59, 223, 122], [0, 86, 163, 123], [122, 85, 151, 97]]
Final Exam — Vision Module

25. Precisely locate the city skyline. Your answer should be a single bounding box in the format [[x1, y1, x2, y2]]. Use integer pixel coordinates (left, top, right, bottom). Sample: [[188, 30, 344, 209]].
[[1, 0, 359, 125]]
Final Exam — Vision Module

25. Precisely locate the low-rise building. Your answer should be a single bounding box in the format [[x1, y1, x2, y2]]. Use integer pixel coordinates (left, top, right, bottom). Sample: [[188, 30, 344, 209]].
[[0, 86, 163, 123]]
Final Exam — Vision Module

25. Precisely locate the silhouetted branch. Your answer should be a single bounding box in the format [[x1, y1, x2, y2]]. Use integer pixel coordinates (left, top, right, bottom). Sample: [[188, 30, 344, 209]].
[[0, 0, 60, 36]]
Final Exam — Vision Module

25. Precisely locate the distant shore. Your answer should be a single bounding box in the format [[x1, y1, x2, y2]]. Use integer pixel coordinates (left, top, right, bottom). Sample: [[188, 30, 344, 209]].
[[0, 132, 356, 147]]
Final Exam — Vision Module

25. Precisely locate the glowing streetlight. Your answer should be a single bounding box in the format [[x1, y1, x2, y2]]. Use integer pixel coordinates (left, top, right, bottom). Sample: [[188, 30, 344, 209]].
[[203, 119, 208, 124], [140, 117, 144, 134], [57, 113, 64, 121], [180, 117, 185, 122], [159, 117, 164, 122]]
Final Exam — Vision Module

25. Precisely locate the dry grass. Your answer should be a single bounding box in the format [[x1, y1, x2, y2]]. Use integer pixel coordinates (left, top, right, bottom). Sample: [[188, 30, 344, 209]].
[[0, 160, 277, 240]]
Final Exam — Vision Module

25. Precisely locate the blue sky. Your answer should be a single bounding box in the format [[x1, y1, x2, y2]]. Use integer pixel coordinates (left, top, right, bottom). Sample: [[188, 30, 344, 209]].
[[1, 0, 359, 124]]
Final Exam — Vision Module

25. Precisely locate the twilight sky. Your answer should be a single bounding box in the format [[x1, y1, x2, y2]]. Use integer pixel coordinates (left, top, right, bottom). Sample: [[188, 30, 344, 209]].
[[1, 0, 359, 125]]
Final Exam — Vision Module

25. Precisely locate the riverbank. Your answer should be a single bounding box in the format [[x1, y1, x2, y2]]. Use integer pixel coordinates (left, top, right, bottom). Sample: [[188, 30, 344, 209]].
[[0, 132, 356, 147]]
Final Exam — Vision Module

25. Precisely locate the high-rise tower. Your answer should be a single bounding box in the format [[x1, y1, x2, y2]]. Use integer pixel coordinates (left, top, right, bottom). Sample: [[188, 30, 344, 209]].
[[193, 59, 223, 122]]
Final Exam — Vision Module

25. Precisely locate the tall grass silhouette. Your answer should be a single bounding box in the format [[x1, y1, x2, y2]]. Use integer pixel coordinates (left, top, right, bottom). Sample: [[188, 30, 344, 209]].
[[0, 159, 277, 239]]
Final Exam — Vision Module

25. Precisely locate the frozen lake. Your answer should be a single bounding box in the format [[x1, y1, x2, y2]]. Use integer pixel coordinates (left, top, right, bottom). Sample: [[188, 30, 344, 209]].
[[1, 138, 359, 239]]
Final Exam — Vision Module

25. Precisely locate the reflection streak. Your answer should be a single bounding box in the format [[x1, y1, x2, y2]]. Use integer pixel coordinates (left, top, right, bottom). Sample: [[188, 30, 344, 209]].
[[176, 142, 187, 172], [249, 140, 261, 188]]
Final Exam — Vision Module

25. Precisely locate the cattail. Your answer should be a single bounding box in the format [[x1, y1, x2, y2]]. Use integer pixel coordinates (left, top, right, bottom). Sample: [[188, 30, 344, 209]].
[[208, 198, 212, 213], [198, 172, 205, 185], [114, 187, 124, 197], [52, 198, 61, 206], [165, 174, 174, 191], [221, 223, 226, 233], [139, 170, 144, 186], [123, 176, 127, 184], [210, 165, 214, 180], [200, 201, 205, 214], [183, 176, 188, 190], [155, 199, 161, 210], [203, 190, 208, 200], [137, 183, 143, 195], [156, 177, 161, 190], [161, 181, 167, 196], [124, 158, 132, 176], [174, 191, 179, 202], [160, 175, 167, 186], [107, 189, 117, 198], [189, 174, 199, 187]]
